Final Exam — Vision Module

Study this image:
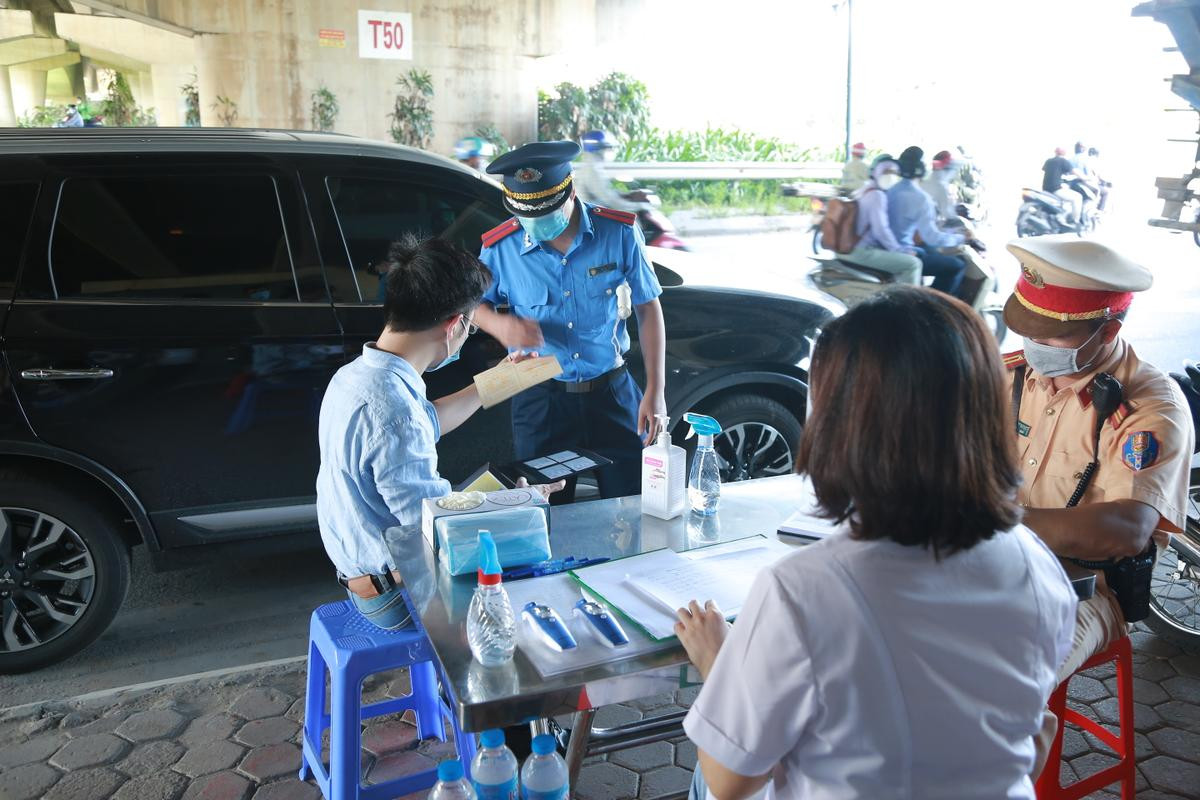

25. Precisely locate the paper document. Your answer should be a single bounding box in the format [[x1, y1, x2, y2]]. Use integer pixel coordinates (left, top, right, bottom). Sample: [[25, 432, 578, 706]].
[[459, 470, 506, 493], [776, 477, 841, 540], [474, 356, 563, 408], [569, 536, 792, 640]]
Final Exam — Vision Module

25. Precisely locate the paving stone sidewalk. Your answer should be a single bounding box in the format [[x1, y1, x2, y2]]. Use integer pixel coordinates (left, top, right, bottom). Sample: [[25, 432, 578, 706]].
[[1, 620, 1197, 800]]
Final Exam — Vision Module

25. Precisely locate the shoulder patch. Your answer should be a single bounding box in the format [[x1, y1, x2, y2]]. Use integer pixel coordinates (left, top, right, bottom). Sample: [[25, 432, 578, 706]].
[[1122, 430, 1159, 471], [593, 206, 637, 226], [1002, 350, 1027, 370], [1110, 401, 1134, 429], [481, 218, 521, 248]]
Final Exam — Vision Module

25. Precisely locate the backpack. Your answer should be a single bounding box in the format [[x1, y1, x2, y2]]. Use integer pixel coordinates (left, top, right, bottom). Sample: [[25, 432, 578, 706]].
[[820, 191, 870, 255]]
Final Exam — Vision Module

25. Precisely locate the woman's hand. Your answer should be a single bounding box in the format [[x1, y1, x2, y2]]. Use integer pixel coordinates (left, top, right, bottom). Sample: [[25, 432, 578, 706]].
[[675, 599, 730, 681]]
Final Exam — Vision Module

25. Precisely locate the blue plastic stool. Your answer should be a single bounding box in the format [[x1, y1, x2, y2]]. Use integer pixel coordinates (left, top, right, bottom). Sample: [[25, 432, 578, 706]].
[[298, 598, 477, 799]]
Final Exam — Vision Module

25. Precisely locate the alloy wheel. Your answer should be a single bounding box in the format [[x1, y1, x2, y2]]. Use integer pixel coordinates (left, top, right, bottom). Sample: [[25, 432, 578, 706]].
[[0, 507, 97, 654], [713, 422, 795, 482]]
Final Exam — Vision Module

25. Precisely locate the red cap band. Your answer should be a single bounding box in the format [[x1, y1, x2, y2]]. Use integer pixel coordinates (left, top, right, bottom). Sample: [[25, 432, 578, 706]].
[[1015, 272, 1133, 322], [478, 569, 501, 586]]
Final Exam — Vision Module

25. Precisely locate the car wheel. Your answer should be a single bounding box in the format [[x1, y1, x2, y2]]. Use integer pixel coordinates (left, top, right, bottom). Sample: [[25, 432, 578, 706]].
[[0, 476, 131, 674], [1146, 467, 1200, 647], [696, 394, 804, 482]]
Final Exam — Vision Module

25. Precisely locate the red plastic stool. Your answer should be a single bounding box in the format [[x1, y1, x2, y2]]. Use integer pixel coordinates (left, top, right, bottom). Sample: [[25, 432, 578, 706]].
[[1036, 635, 1135, 799]]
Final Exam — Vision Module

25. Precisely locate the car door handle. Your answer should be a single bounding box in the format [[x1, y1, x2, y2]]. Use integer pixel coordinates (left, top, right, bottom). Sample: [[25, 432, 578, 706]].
[[20, 368, 115, 381]]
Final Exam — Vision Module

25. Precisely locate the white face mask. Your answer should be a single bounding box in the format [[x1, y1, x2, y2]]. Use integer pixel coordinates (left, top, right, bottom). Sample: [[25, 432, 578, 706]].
[[1022, 325, 1106, 378], [877, 173, 901, 191]]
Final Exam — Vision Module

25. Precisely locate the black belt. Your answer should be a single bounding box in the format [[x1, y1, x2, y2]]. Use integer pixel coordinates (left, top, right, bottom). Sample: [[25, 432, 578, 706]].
[[546, 365, 627, 394]]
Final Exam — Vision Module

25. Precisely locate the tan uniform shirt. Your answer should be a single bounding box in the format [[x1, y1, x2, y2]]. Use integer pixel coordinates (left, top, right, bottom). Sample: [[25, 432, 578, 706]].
[[1006, 339, 1193, 552]]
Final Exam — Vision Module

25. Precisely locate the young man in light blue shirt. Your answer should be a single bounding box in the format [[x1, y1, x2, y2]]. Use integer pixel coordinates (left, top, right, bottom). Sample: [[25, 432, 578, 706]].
[[316, 235, 561, 630]]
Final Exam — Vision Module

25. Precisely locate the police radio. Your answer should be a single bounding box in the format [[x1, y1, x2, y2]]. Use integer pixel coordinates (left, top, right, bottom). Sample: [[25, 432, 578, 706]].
[[1064, 372, 1155, 622]]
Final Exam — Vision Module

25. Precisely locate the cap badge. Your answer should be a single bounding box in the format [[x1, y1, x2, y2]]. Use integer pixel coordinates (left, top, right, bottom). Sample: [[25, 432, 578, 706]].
[[1021, 265, 1045, 289], [515, 167, 542, 184]]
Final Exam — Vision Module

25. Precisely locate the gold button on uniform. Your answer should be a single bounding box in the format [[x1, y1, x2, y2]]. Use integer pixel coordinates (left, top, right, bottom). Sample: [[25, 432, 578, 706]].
[[1028, 458, 1038, 467], [1046, 408, 1056, 416]]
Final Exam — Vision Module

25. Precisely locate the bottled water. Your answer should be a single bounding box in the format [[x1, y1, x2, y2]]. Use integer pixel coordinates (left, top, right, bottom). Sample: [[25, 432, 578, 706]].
[[429, 759, 476, 800], [684, 413, 723, 515], [520, 734, 569, 800], [466, 532, 516, 666], [471, 729, 519, 800]]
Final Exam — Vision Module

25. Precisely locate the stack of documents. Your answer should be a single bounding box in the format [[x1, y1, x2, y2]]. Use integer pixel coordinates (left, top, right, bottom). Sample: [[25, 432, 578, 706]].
[[569, 536, 793, 640]]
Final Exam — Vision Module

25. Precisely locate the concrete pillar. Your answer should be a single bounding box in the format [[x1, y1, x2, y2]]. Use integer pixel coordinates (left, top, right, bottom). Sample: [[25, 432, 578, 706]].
[[83, 60, 99, 95], [9, 68, 46, 113], [150, 62, 191, 126], [127, 69, 152, 110], [0, 66, 16, 126]]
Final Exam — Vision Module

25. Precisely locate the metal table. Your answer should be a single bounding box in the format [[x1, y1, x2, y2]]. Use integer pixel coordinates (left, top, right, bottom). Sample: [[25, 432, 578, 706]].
[[385, 474, 1095, 788]]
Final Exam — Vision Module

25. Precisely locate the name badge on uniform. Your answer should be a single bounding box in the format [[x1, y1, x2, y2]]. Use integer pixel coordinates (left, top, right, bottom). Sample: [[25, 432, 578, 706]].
[[1122, 431, 1159, 471], [1017, 420, 1030, 437], [588, 263, 617, 277]]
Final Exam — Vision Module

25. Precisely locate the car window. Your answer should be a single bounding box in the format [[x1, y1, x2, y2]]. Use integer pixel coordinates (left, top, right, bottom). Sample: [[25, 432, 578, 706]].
[[50, 174, 299, 302], [325, 176, 507, 303], [0, 182, 39, 297]]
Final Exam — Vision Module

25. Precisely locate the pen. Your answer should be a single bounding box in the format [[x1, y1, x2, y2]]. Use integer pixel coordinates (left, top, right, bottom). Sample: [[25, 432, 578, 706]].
[[501, 556, 611, 582]]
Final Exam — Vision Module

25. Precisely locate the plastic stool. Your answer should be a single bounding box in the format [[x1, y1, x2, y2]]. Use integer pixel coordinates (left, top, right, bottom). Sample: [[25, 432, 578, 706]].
[[298, 599, 478, 800], [1036, 635, 1135, 800]]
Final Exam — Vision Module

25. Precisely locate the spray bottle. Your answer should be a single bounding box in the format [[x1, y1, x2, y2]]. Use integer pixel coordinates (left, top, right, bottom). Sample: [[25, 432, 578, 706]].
[[466, 531, 516, 666], [683, 413, 723, 516], [641, 414, 686, 520]]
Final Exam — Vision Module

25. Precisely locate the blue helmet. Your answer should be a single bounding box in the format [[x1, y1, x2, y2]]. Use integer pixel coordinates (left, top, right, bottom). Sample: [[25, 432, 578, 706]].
[[454, 136, 495, 160], [581, 130, 617, 153]]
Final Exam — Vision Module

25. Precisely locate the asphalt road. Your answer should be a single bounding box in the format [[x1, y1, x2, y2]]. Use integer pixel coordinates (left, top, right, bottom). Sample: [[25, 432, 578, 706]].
[[3, 219, 1197, 710]]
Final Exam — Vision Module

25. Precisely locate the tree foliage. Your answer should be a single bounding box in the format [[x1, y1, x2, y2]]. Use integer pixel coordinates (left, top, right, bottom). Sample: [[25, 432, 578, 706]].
[[389, 69, 435, 149], [310, 85, 339, 132], [537, 71, 650, 143]]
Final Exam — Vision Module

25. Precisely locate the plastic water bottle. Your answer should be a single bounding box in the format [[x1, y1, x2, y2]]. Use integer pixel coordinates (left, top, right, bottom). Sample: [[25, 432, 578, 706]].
[[429, 759, 476, 800], [520, 734, 569, 800], [684, 413, 723, 515], [471, 728, 520, 800], [466, 531, 516, 666]]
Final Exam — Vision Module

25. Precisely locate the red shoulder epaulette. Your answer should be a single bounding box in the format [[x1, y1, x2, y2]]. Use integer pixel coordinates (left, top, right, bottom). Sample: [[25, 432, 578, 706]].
[[1110, 401, 1134, 429], [481, 218, 521, 248], [1002, 350, 1027, 370], [593, 206, 637, 226]]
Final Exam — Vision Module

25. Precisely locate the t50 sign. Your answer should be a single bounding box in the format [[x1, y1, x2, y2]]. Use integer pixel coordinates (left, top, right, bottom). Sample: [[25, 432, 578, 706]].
[[358, 10, 413, 60]]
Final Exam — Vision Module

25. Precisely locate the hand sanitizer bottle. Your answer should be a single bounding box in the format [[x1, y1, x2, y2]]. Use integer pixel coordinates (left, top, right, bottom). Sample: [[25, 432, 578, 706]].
[[684, 413, 723, 516], [641, 414, 686, 520]]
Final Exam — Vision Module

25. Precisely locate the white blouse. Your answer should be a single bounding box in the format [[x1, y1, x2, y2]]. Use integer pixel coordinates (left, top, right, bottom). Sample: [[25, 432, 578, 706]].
[[684, 524, 1076, 800]]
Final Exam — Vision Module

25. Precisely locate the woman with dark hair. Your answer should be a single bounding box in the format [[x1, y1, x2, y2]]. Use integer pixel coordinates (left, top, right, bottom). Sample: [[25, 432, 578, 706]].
[[677, 286, 1077, 800]]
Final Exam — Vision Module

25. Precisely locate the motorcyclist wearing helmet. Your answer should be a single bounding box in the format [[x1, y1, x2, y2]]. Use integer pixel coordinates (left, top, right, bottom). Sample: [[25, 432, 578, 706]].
[[839, 155, 922, 285], [886, 146, 970, 295], [574, 129, 644, 214], [1042, 146, 1083, 228], [454, 136, 495, 171], [840, 142, 870, 192], [921, 150, 960, 224]]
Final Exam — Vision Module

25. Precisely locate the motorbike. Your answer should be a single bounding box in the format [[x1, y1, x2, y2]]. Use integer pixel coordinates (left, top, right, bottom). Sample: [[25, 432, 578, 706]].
[[621, 187, 689, 251], [1147, 360, 1200, 646], [807, 221, 1007, 341], [1015, 176, 1101, 237]]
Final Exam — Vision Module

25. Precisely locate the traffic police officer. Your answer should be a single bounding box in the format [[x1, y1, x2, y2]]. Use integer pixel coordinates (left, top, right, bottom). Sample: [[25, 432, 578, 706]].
[[1000, 235, 1193, 776], [475, 141, 666, 503]]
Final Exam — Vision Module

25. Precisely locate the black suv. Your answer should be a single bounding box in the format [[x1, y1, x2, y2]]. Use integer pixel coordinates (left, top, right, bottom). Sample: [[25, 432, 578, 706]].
[[0, 128, 839, 672]]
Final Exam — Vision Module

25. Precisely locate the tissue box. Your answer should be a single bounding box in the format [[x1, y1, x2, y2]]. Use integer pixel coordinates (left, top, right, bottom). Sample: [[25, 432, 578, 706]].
[[421, 488, 551, 576]]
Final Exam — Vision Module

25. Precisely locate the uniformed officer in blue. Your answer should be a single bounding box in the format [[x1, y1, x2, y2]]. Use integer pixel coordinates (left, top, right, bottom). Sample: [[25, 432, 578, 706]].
[[475, 141, 666, 503]]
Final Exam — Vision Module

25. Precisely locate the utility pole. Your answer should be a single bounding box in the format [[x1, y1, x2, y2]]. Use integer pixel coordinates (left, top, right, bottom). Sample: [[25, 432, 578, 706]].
[[844, 0, 853, 161]]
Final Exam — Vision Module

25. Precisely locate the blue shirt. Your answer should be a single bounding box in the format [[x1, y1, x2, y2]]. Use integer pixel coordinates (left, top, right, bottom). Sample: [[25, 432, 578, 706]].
[[479, 201, 663, 382], [316, 344, 450, 577], [886, 179, 966, 250]]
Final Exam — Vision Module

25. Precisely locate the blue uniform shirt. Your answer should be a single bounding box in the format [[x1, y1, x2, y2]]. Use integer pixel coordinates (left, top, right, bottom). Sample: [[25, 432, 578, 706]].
[[886, 179, 966, 250], [479, 201, 663, 382], [316, 344, 450, 577]]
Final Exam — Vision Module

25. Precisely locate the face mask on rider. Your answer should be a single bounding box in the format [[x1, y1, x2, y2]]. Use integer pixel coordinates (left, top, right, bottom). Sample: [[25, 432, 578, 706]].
[[518, 200, 572, 242], [877, 173, 901, 191], [1022, 324, 1107, 378], [428, 315, 470, 372]]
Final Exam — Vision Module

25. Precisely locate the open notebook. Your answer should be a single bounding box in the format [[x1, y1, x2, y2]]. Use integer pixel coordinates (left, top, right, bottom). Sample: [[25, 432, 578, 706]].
[[568, 536, 793, 641]]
